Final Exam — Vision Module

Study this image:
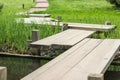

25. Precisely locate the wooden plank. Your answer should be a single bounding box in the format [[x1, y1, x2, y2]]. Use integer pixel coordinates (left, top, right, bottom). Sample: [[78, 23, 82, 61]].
[[51, 30, 93, 46], [31, 29, 78, 46], [29, 8, 47, 13], [67, 22, 116, 31], [29, 14, 51, 17], [36, 0, 48, 3], [21, 39, 90, 80], [31, 29, 95, 47], [58, 39, 120, 80], [17, 18, 54, 24], [52, 30, 95, 46], [35, 3, 49, 8], [21, 39, 103, 80], [20, 18, 116, 31]]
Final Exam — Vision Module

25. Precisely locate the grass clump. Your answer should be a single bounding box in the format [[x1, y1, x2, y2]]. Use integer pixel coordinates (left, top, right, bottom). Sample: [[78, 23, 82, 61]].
[[0, 13, 60, 54]]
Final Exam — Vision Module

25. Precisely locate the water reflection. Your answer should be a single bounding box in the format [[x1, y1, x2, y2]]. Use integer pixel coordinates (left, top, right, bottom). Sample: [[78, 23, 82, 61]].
[[0, 56, 49, 80]]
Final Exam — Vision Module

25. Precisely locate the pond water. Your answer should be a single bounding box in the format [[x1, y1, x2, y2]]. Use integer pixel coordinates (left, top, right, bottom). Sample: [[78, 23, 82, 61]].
[[0, 56, 49, 80], [105, 71, 120, 80], [0, 56, 120, 80]]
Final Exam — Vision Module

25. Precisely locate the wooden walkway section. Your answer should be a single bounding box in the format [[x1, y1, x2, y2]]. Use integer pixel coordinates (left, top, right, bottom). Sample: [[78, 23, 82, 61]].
[[29, 0, 49, 13], [29, 14, 51, 17], [23, 21, 116, 31], [21, 39, 120, 80], [66, 22, 116, 31], [31, 29, 95, 48]]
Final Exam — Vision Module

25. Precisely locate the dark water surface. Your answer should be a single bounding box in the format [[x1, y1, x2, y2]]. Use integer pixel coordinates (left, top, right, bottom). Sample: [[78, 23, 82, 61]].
[[0, 56, 49, 80], [105, 71, 120, 80], [0, 56, 120, 80]]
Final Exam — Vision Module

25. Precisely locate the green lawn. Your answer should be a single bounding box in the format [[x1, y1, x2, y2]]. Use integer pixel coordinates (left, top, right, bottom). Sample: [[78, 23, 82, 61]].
[[38, 0, 120, 38], [0, 0, 35, 13], [0, 0, 60, 54]]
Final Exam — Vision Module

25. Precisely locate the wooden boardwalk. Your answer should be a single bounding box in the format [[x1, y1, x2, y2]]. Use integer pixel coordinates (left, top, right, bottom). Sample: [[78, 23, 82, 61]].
[[66, 22, 116, 31], [20, 0, 119, 79], [23, 21, 116, 31], [29, 14, 51, 17], [31, 29, 95, 48], [29, 0, 49, 13], [21, 39, 120, 80]]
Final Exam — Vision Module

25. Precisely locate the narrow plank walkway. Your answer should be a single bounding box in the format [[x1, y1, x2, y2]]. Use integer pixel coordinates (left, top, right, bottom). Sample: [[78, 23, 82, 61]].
[[17, 17, 54, 23], [29, 14, 51, 17], [36, 0, 48, 3], [66, 22, 116, 31], [31, 29, 95, 47], [35, 3, 49, 8], [23, 20, 116, 31], [29, 0, 49, 13], [21, 39, 120, 80]]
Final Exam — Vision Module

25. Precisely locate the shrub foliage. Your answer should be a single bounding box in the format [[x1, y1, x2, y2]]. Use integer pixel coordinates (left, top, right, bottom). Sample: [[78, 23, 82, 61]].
[[107, 0, 120, 7], [0, 3, 3, 11]]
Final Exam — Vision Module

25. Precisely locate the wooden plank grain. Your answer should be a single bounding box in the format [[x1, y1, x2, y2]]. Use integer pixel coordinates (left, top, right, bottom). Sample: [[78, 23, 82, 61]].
[[31, 29, 77, 46], [21, 39, 120, 80], [53, 30, 95, 46], [67, 22, 116, 31], [59, 39, 120, 80], [52, 30, 93, 45], [31, 29, 94, 47], [21, 39, 90, 80], [31, 39, 103, 80]]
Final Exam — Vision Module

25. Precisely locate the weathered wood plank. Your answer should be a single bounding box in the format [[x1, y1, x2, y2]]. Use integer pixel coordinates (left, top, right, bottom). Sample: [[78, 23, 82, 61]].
[[21, 39, 103, 80], [21, 20, 116, 31], [29, 8, 47, 13], [52, 30, 94, 46], [31, 29, 77, 46], [29, 14, 51, 17], [67, 22, 116, 31], [35, 3, 49, 8], [31, 29, 95, 47], [36, 0, 48, 3], [21, 39, 90, 80], [21, 39, 120, 80], [59, 39, 120, 80]]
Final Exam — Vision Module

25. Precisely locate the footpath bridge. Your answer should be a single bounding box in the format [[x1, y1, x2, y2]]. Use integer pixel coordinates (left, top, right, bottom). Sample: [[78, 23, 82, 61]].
[[21, 39, 120, 80], [21, 22, 120, 80], [17, 0, 120, 80]]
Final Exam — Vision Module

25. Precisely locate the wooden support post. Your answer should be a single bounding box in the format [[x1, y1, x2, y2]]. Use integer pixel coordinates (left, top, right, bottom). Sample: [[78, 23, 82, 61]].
[[32, 30, 40, 42], [104, 21, 112, 38], [27, 40, 32, 47], [57, 16, 62, 22], [105, 21, 111, 25], [31, 30, 40, 55], [62, 23, 68, 31], [22, 4, 24, 9], [88, 74, 104, 80], [33, 0, 35, 2], [0, 67, 7, 80]]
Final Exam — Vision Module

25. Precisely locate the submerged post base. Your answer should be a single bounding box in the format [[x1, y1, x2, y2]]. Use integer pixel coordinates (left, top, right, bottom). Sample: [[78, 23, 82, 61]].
[[0, 67, 7, 80]]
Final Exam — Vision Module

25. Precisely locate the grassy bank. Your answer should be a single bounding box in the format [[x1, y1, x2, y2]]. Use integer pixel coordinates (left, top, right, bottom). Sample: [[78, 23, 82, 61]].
[[0, 0, 60, 54], [37, 0, 120, 38]]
